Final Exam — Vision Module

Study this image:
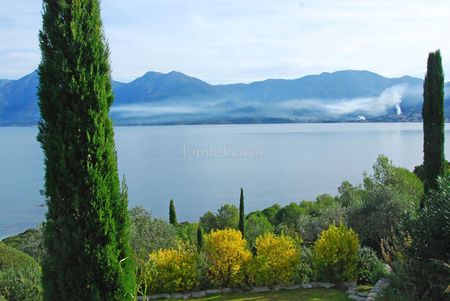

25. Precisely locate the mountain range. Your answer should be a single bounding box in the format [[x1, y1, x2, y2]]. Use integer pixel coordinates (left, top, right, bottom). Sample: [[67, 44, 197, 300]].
[[1, 70, 449, 125]]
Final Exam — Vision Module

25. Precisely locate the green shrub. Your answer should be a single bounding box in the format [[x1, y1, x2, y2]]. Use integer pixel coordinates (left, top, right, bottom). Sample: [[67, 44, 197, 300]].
[[398, 178, 450, 301], [314, 224, 360, 283], [0, 242, 39, 271], [357, 247, 386, 284], [1, 227, 45, 263], [244, 212, 274, 248], [196, 252, 212, 290], [377, 288, 416, 301], [293, 246, 314, 284], [0, 266, 43, 301], [129, 207, 177, 259], [296, 205, 347, 242], [244, 256, 269, 287], [348, 156, 422, 253], [175, 222, 198, 245], [402, 258, 450, 301]]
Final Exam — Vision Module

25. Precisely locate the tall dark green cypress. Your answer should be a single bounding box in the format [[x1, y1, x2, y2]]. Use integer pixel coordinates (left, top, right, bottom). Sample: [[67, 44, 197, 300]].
[[422, 50, 445, 205], [239, 188, 245, 238], [196, 226, 204, 252], [169, 199, 178, 225], [38, 1, 135, 300]]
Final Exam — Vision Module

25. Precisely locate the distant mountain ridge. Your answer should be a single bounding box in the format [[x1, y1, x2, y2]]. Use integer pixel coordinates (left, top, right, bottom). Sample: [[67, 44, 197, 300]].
[[0, 69, 448, 125]]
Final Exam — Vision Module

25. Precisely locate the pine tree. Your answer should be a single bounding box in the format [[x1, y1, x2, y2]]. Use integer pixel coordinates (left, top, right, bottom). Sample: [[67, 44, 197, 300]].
[[38, 1, 135, 300], [239, 188, 245, 238], [197, 226, 204, 252], [169, 199, 178, 225], [422, 50, 445, 206]]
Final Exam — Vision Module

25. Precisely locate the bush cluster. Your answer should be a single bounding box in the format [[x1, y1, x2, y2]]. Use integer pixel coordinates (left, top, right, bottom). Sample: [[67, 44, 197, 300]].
[[0, 243, 42, 301], [246, 233, 300, 287], [204, 229, 251, 288], [0, 267, 42, 301], [138, 225, 371, 294], [313, 224, 360, 283], [0, 242, 39, 271], [356, 247, 386, 284], [146, 246, 199, 293]]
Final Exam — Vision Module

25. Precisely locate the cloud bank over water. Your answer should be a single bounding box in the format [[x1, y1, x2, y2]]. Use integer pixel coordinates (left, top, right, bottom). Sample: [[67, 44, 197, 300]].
[[111, 104, 204, 118], [110, 84, 411, 123]]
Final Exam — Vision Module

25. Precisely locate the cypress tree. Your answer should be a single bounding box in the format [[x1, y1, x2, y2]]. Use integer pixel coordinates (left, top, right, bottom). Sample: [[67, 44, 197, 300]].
[[38, 1, 135, 300], [239, 188, 245, 238], [422, 50, 445, 205], [196, 226, 204, 252], [169, 199, 178, 225]]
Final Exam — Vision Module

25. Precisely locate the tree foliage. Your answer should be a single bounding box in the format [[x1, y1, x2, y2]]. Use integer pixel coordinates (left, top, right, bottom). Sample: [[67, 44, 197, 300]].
[[1, 227, 45, 263], [239, 188, 245, 238], [296, 205, 346, 243], [199, 204, 239, 233], [261, 204, 281, 225], [400, 178, 450, 301], [275, 202, 307, 226], [197, 226, 204, 252], [169, 199, 178, 226], [245, 212, 274, 248], [38, 0, 135, 299], [422, 50, 446, 197], [175, 222, 197, 246], [348, 155, 422, 251], [336, 181, 364, 208], [129, 207, 177, 259]]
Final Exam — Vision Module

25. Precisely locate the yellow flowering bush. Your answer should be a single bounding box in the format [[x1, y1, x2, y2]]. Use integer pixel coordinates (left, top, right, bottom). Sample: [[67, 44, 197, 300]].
[[204, 229, 251, 288], [246, 233, 300, 286], [314, 224, 360, 282], [146, 246, 199, 293]]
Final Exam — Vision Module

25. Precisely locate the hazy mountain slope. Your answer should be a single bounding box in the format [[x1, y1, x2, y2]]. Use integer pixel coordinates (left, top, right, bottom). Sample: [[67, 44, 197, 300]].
[[0, 80, 11, 87], [0, 69, 441, 125], [0, 71, 39, 124], [114, 71, 218, 105]]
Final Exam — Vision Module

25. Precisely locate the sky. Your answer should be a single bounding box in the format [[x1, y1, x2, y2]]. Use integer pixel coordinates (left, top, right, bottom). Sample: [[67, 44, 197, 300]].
[[0, 0, 450, 84]]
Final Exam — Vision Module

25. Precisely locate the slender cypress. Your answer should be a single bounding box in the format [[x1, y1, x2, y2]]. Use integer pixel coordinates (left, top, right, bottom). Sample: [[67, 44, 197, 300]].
[[196, 226, 204, 252], [239, 188, 245, 238], [422, 50, 445, 206], [169, 199, 178, 225], [38, 1, 135, 300]]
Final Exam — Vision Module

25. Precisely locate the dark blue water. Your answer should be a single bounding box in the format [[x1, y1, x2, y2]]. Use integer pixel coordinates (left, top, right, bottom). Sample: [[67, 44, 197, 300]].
[[1, 123, 448, 238]]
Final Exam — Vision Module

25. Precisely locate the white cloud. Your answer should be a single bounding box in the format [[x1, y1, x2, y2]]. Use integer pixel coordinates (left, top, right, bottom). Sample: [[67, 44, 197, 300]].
[[1, 0, 450, 83]]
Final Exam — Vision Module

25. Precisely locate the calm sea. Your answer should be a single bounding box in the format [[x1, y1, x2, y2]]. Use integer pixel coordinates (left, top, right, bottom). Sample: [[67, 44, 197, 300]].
[[1, 123, 448, 238]]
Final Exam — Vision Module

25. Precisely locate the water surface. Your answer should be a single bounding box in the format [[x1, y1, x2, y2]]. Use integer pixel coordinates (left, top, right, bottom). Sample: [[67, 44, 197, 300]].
[[1, 123, 447, 238]]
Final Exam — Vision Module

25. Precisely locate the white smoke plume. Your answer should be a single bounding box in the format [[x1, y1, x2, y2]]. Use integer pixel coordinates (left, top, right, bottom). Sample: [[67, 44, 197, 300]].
[[280, 84, 407, 116]]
